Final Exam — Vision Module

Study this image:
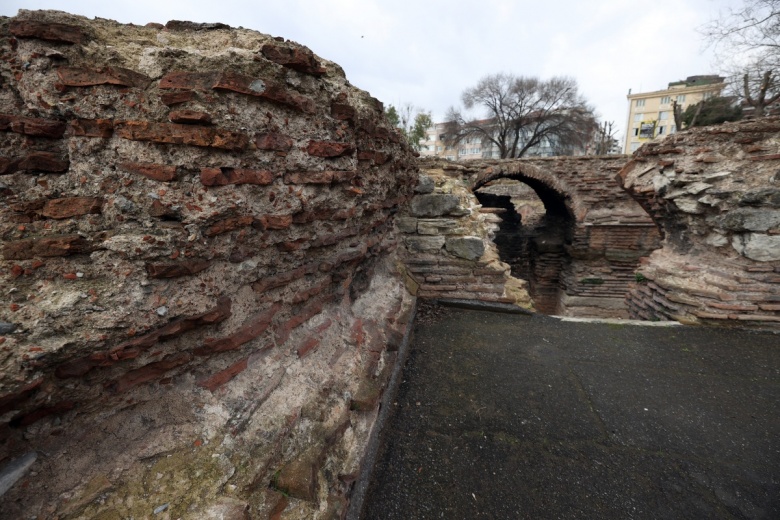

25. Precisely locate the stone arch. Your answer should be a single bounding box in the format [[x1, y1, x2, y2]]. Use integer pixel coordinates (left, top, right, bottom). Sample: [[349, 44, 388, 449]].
[[473, 161, 580, 225], [471, 157, 661, 317]]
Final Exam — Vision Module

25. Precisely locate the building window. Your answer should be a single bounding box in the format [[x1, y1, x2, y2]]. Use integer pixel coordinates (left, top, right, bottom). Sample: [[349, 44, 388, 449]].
[[636, 99, 645, 107], [436, 146, 442, 152], [633, 128, 639, 136], [633, 113, 643, 122], [660, 96, 670, 104], [670, 125, 677, 133], [630, 142, 641, 152], [676, 94, 685, 103], [658, 126, 665, 135], [703, 91, 714, 100], [659, 111, 669, 120]]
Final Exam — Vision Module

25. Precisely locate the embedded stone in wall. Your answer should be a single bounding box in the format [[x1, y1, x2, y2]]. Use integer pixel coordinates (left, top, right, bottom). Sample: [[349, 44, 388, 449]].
[[409, 194, 464, 217], [446, 236, 485, 261]]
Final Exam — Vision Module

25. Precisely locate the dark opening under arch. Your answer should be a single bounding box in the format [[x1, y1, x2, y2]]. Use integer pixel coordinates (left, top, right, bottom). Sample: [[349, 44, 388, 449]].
[[475, 174, 575, 314]]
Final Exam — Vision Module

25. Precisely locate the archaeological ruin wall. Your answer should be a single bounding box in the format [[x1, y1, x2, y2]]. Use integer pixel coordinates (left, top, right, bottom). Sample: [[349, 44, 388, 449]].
[[398, 157, 661, 318], [0, 10, 417, 519], [619, 118, 780, 328]]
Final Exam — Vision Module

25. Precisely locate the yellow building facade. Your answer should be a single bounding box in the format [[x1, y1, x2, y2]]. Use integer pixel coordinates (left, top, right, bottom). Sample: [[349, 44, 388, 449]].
[[624, 76, 725, 154]]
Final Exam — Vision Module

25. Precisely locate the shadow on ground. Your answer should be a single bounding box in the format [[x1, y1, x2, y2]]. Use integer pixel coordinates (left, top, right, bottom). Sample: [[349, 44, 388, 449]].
[[361, 304, 780, 519]]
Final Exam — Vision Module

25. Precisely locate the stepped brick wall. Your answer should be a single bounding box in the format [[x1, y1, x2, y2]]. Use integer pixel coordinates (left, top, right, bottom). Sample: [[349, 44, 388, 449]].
[[618, 118, 780, 329], [0, 10, 417, 518]]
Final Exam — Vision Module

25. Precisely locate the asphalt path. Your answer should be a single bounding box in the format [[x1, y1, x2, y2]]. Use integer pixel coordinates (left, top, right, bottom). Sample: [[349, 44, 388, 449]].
[[361, 305, 780, 519]]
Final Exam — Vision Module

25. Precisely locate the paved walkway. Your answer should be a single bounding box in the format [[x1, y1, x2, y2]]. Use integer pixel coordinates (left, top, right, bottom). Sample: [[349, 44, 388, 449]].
[[361, 305, 780, 519]]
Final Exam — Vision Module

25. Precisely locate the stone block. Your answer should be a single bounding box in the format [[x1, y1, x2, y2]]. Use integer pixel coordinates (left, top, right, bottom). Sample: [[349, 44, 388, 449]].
[[3, 234, 90, 260], [197, 358, 249, 391], [409, 194, 461, 217], [17, 152, 70, 173], [145, 260, 212, 278], [732, 233, 780, 262], [417, 219, 464, 235], [445, 236, 484, 261], [69, 118, 114, 138], [414, 174, 435, 194], [0, 115, 66, 138], [395, 216, 418, 234], [719, 208, 780, 232], [405, 236, 445, 253]]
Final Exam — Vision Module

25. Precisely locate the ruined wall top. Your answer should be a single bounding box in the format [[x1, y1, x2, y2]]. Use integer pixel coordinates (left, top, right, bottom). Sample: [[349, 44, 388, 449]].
[[421, 156, 654, 228]]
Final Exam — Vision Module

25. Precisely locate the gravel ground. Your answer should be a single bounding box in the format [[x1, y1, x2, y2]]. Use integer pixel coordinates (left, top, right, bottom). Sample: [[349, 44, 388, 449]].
[[361, 305, 780, 519]]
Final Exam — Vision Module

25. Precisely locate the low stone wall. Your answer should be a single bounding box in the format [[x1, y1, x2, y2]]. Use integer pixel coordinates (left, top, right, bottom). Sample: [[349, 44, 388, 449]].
[[619, 118, 780, 328], [0, 11, 416, 518]]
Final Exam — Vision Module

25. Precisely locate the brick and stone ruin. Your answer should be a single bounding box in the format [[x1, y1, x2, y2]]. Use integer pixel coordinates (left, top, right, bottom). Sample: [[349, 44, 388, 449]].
[[0, 10, 778, 519]]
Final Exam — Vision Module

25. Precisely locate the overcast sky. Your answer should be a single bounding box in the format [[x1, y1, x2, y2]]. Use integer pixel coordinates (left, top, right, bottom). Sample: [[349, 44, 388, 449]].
[[3, 0, 735, 142]]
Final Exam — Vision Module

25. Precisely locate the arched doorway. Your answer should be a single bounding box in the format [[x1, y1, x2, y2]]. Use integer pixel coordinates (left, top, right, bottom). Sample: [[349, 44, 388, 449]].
[[475, 177, 575, 314]]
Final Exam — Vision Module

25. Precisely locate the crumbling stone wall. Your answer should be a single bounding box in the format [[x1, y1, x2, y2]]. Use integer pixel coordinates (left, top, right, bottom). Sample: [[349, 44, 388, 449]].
[[473, 157, 661, 317], [0, 10, 417, 518], [401, 158, 658, 317], [396, 160, 533, 309], [619, 118, 780, 328]]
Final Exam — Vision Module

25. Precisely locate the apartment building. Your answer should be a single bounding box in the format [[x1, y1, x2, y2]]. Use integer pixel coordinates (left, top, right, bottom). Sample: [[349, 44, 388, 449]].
[[624, 75, 725, 154]]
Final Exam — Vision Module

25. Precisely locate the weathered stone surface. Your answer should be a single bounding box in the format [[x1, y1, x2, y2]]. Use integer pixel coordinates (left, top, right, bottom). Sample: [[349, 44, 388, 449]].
[[404, 236, 445, 253], [719, 208, 780, 232], [409, 194, 460, 217], [445, 236, 485, 261], [732, 233, 780, 262], [417, 219, 464, 235], [395, 217, 418, 234], [415, 174, 435, 194]]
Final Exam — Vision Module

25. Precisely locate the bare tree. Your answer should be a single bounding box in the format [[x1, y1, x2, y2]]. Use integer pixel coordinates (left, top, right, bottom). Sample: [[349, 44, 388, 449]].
[[445, 74, 597, 159], [702, 1, 780, 116], [593, 121, 618, 155]]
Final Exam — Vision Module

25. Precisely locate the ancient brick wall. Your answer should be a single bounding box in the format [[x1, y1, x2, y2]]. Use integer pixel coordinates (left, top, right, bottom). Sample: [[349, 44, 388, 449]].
[[402, 158, 659, 317], [0, 10, 417, 518], [619, 118, 780, 328]]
